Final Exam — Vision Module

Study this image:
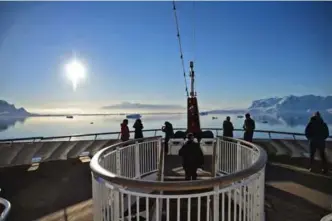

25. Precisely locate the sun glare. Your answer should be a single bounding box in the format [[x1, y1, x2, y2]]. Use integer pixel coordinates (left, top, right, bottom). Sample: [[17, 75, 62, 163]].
[[65, 59, 86, 91]]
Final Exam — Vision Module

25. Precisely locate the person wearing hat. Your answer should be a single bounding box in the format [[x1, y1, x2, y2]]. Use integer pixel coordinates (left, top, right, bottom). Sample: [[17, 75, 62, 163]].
[[178, 133, 204, 180]]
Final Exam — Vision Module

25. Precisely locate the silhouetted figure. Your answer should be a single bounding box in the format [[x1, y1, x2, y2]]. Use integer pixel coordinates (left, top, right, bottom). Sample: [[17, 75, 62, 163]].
[[133, 119, 144, 139], [162, 121, 174, 154], [243, 113, 255, 142], [223, 116, 234, 137], [305, 112, 330, 174], [179, 133, 204, 180], [120, 119, 130, 142]]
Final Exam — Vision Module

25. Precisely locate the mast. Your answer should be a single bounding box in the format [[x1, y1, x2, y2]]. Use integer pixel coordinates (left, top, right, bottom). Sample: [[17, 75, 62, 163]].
[[189, 61, 196, 97], [187, 61, 201, 136]]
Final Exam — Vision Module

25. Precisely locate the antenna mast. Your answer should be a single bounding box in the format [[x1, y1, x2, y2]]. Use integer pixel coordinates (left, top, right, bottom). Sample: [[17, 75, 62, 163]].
[[187, 61, 201, 137], [189, 61, 196, 97]]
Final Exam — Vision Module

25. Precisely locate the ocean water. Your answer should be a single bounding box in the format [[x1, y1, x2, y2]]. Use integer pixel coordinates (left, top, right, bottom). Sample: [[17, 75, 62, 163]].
[[1, 113, 332, 141]]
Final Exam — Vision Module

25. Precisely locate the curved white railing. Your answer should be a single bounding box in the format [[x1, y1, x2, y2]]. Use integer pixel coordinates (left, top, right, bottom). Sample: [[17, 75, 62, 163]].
[[0, 197, 11, 221], [90, 136, 267, 221], [321, 213, 332, 221]]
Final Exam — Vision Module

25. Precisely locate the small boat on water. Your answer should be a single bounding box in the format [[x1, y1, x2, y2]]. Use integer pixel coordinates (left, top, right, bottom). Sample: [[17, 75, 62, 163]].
[[126, 114, 142, 119], [212, 116, 218, 120], [237, 115, 244, 118], [66, 115, 73, 119], [200, 112, 208, 116]]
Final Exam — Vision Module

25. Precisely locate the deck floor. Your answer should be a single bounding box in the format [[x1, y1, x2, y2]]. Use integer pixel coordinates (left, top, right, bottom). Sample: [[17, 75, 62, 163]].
[[0, 157, 331, 221]]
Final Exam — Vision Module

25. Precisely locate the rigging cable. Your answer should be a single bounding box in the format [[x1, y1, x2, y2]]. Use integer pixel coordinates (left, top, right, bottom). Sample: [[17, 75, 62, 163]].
[[172, 0, 189, 97], [192, 1, 196, 64]]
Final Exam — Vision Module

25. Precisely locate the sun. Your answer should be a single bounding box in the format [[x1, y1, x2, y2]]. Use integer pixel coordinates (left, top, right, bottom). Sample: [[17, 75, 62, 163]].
[[65, 59, 86, 91]]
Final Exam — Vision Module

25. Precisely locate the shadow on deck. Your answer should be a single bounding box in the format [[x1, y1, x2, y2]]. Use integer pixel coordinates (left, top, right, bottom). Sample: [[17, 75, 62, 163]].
[[0, 159, 92, 221], [0, 157, 331, 221], [265, 157, 332, 221]]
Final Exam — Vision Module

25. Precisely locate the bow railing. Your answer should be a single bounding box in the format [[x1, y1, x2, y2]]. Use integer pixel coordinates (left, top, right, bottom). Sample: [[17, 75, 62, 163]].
[[1, 127, 331, 143], [0, 188, 11, 221], [90, 136, 267, 221]]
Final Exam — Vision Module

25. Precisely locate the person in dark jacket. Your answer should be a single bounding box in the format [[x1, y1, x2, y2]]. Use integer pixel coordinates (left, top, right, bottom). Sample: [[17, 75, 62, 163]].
[[223, 116, 234, 137], [120, 119, 130, 142], [179, 133, 204, 180], [243, 113, 255, 142], [305, 112, 330, 173], [162, 121, 174, 154], [133, 119, 144, 139]]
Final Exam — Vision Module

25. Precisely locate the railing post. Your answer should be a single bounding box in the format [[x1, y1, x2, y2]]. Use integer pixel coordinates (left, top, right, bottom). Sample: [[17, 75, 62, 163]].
[[135, 141, 140, 178], [258, 168, 265, 221], [213, 138, 220, 177], [237, 141, 242, 171], [111, 188, 120, 221], [116, 147, 121, 176], [157, 137, 164, 181], [213, 185, 220, 221], [160, 140, 165, 182]]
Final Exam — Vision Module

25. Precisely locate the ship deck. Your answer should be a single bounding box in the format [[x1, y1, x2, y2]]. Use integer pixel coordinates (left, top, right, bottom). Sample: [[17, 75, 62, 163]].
[[0, 138, 331, 221]]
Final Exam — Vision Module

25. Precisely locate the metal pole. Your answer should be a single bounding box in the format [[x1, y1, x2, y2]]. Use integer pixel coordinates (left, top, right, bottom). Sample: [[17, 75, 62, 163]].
[[189, 61, 195, 97]]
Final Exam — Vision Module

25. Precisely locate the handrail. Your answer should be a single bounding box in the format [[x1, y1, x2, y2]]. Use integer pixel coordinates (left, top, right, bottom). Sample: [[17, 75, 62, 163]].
[[0, 197, 11, 221], [90, 136, 268, 191], [1, 127, 331, 143], [321, 213, 332, 221]]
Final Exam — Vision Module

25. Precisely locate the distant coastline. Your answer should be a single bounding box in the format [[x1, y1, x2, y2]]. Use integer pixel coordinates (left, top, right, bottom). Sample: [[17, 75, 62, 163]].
[[28, 112, 186, 117], [1, 94, 332, 117]]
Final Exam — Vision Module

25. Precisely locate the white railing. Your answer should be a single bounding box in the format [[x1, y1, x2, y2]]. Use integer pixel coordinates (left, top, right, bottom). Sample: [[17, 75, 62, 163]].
[[0, 197, 11, 221], [321, 213, 332, 221], [99, 138, 161, 179], [3, 127, 331, 143], [90, 136, 267, 221]]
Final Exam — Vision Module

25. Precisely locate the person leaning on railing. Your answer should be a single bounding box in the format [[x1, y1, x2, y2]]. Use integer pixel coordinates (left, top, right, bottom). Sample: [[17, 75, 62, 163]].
[[305, 111, 330, 174]]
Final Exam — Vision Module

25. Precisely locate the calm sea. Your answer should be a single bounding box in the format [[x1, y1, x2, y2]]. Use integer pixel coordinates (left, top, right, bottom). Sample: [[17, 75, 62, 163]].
[[1, 113, 332, 140]]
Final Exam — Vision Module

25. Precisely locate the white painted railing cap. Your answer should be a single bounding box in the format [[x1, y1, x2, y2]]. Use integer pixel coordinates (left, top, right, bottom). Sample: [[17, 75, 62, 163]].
[[321, 213, 332, 221]]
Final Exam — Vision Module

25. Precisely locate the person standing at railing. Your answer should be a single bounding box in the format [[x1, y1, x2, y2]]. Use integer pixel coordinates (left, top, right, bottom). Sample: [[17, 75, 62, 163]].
[[243, 113, 255, 142], [223, 116, 234, 137], [120, 119, 130, 142], [305, 111, 329, 174], [162, 121, 174, 154], [179, 133, 204, 180], [133, 119, 144, 139]]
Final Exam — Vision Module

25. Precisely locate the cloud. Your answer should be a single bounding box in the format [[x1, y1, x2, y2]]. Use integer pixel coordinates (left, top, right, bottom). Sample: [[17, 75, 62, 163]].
[[101, 102, 184, 110]]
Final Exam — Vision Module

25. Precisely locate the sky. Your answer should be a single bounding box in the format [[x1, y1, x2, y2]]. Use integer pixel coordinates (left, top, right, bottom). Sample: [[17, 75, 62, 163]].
[[0, 1, 331, 114]]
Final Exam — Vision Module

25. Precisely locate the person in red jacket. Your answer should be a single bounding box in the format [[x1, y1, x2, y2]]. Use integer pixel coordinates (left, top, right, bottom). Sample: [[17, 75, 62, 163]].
[[120, 119, 130, 141]]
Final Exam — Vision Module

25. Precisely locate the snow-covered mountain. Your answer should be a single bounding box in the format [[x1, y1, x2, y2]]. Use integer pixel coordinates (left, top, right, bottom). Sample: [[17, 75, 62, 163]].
[[248, 95, 332, 114], [0, 100, 31, 116]]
